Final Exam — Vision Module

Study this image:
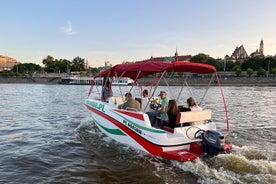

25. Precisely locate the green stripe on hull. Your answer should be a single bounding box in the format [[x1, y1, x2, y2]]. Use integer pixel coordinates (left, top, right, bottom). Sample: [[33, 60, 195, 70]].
[[93, 117, 126, 136]]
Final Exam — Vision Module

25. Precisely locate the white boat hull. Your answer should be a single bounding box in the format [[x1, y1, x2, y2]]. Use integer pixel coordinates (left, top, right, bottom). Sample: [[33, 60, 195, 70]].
[[85, 98, 231, 161]]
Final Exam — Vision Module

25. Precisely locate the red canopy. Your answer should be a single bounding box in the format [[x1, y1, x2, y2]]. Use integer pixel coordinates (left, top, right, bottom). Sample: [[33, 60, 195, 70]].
[[94, 61, 216, 79], [169, 62, 216, 74]]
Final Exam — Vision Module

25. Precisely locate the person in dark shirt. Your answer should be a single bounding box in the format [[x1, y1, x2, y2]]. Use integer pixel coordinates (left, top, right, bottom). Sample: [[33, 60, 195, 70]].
[[101, 77, 111, 101], [161, 99, 180, 129]]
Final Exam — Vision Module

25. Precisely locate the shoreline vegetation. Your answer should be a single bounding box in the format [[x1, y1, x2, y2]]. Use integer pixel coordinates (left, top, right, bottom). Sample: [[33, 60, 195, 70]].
[[0, 75, 275, 86]]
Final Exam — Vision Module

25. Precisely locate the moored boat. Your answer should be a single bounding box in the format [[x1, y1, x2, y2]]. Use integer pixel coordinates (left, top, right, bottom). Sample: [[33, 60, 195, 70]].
[[85, 61, 232, 162], [111, 77, 134, 86]]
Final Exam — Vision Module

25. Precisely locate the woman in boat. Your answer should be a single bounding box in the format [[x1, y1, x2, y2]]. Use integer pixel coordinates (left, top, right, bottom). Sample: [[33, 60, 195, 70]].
[[187, 97, 202, 111], [161, 99, 180, 129]]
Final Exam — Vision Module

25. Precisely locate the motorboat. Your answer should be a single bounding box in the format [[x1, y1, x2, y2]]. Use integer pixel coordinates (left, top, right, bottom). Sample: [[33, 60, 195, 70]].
[[85, 61, 232, 162]]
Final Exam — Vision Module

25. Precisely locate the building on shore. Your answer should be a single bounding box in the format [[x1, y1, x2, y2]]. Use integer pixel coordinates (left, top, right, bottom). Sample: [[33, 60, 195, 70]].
[[0, 55, 20, 72], [137, 49, 192, 63], [250, 39, 264, 57], [225, 39, 264, 63]]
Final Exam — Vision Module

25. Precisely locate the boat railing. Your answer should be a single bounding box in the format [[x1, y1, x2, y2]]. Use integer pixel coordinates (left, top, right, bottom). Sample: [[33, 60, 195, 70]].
[[126, 107, 139, 112]]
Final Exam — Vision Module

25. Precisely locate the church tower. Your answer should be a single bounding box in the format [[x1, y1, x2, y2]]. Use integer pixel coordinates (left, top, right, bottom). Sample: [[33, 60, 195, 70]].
[[174, 48, 179, 61], [259, 39, 264, 56]]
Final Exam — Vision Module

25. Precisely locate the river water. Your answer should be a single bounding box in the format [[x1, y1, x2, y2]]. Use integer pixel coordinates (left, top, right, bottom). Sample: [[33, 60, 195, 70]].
[[0, 84, 275, 184]]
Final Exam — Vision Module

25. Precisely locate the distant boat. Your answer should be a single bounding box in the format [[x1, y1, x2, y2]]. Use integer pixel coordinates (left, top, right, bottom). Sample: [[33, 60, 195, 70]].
[[60, 72, 93, 85], [111, 77, 134, 86], [94, 77, 134, 86]]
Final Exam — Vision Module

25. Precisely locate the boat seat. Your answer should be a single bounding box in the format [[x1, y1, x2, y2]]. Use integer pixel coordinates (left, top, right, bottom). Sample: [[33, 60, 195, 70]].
[[161, 110, 212, 133], [176, 110, 212, 126]]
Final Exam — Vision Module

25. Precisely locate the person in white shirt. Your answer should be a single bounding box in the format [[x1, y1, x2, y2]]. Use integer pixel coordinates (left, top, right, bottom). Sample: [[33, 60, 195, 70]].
[[141, 89, 151, 112], [187, 97, 202, 111]]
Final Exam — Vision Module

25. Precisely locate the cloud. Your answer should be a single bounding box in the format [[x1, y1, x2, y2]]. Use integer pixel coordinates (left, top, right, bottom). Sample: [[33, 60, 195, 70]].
[[61, 21, 77, 35]]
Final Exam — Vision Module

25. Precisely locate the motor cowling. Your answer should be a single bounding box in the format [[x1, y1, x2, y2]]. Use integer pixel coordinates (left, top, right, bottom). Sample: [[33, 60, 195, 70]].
[[201, 130, 225, 157]]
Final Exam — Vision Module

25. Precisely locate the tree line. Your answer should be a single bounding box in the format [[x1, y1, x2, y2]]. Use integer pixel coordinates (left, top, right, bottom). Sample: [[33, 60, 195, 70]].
[[3, 53, 276, 77], [7, 55, 96, 76], [41, 55, 86, 73]]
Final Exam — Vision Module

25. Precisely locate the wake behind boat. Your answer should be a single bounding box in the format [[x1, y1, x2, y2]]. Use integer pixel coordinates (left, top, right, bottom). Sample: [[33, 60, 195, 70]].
[[85, 61, 232, 162]]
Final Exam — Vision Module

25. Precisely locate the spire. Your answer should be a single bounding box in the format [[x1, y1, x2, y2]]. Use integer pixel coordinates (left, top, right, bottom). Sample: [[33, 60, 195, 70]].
[[259, 39, 264, 56], [174, 48, 179, 62], [175, 48, 179, 57]]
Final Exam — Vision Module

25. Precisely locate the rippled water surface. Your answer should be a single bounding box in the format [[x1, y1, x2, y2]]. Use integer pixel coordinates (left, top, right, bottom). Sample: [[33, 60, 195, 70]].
[[0, 84, 275, 184]]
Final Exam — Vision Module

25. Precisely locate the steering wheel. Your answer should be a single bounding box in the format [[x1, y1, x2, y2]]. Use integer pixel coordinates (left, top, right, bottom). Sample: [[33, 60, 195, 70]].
[[150, 101, 161, 110], [185, 127, 205, 140]]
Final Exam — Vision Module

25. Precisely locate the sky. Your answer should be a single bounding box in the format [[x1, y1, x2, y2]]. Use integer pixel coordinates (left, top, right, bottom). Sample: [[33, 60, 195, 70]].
[[1, 0, 276, 67]]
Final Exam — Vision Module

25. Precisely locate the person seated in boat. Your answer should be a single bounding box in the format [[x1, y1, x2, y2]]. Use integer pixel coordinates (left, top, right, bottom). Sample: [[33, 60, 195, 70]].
[[118, 92, 141, 111], [141, 89, 151, 112], [160, 99, 180, 129], [187, 97, 202, 111], [147, 91, 169, 126], [178, 105, 191, 112], [101, 77, 111, 101]]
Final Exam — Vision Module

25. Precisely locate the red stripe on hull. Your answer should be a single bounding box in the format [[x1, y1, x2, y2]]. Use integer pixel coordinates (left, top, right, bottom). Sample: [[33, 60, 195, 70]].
[[114, 109, 145, 121], [86, 105, 163, 156]]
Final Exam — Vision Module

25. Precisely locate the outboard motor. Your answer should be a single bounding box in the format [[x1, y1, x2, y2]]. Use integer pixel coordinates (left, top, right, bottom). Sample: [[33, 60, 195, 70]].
[[201, 130, 225, 157]]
